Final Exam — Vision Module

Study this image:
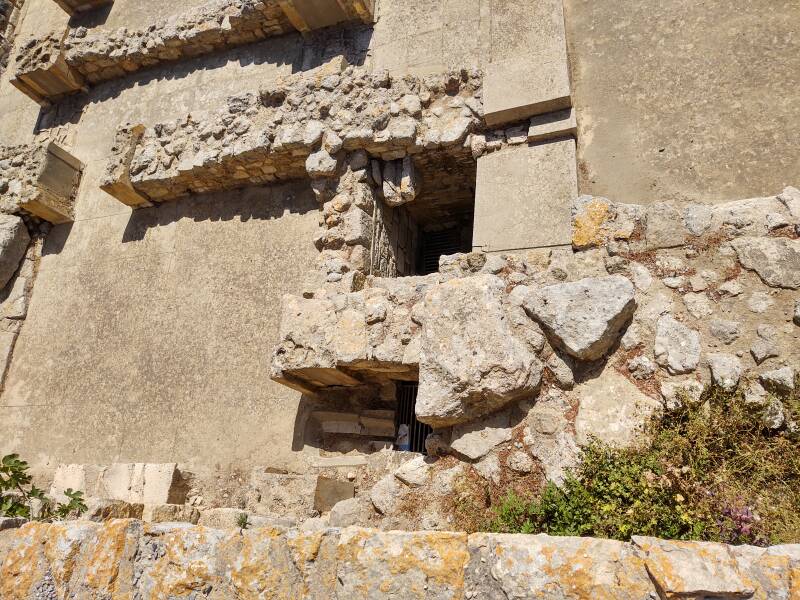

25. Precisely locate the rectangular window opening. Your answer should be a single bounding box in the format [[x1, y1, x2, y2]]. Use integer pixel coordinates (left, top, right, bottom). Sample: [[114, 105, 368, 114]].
[[395, 382, 432, 455]]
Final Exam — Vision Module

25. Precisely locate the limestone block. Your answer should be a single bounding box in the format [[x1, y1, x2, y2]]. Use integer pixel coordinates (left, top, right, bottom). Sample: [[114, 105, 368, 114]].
[[483, 0, 570, 126], [473, 140, 578, 251], [574, 369, 661, 448], [527, 107, 577, 143], [707, 353, 743, 392], [0, 215, 29, 290], [50, 0, 113, 17], [96, 463, 180, 505], [393, 455, 432, 488], [633, 536, 756, 599], [329, 497, 362, 527], [335, 528, 468, 599], [49, 463, 104, 503], [523, 275, 636, 361], [416, 275, 543, 427], [313, 476, 354, 513], [198, 507, 296, 529], [466, 533, 655, 598], [0, 331, 16, 384]]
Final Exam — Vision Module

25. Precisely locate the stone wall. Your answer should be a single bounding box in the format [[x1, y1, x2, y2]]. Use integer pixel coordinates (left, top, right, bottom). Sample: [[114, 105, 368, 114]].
[[0, 0, 23, 74], [1, 519, 799, 598]]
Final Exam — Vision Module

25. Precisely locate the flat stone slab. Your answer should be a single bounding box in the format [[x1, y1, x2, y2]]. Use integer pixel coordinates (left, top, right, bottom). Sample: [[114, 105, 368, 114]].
[[473, 140, 578, 251]]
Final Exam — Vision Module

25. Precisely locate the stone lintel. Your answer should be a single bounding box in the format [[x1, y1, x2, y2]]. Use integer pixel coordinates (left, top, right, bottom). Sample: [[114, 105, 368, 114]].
[[473, 138, 578, 251]]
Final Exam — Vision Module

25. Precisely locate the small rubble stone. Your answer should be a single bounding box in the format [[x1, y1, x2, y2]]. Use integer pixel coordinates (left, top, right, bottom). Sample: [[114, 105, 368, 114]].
[[370, 474, 403, 515], [747, 291, 774, 314], [707, 353, 743, 392], [507, 451, 534, 474], [759, 366, 795, 392], [329, 497, 362, 527], [660, 379, 705, 410], [473, 454, 501, 485], [654, 315, 701, 375], [627, 355, 656, 380], [751, 324, 779, 365], [524, 275, 636, 361], [683, 292, 712, 319], [794, 300, 800, 326], [718, 280, 743, 297], [393, 456, 432, 487], [709, 319, 740, 345], [762, 398, 786, 430]]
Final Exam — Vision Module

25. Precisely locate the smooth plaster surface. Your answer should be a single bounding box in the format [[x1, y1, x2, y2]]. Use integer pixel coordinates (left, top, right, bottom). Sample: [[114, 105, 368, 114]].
[[564, 0, 800, 204]]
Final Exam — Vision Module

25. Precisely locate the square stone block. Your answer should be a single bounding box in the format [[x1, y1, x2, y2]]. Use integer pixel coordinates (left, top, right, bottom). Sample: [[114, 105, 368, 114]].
[[313, 476, 355, 513], [473, 139, 577, 251], [528, 107, 577, 143]]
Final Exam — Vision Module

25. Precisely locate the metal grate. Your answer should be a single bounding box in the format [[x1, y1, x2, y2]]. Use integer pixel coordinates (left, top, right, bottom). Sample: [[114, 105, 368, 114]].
[[419, 227, 463, 275], [395, 382, 432, 454]]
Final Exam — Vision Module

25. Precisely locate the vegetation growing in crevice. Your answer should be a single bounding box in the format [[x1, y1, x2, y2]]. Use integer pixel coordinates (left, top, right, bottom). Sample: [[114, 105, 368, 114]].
[[0, 454, 86, 521], [457, 382, 800, 546]]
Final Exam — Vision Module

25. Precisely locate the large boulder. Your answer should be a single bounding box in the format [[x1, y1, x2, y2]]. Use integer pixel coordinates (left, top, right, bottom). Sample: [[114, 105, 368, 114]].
[[524, 275, 636, 360], [416, 275, 543, 427], [730, 237, 800, 289], [0, 215, 29, 290]]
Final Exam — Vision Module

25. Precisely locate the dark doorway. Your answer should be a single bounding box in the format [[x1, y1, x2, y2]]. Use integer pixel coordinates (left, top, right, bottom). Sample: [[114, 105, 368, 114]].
[[395, 382, 432, 454]]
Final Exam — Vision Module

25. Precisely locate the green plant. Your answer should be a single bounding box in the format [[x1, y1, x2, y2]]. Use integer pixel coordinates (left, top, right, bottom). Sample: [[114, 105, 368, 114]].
[[236, 512, 250, 530], [486, 383, 800, 545], [0, 454, 87, 521]]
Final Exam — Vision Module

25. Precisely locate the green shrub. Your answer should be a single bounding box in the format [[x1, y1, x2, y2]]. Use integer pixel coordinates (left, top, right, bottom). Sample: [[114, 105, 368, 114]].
[[487, 383, 800, 545], [0, 454, 87, 521]]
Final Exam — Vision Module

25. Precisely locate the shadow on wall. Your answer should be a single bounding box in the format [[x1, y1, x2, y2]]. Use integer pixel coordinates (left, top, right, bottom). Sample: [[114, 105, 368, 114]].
[[41, 180, 317, 255], [33, 23, 373, 134]]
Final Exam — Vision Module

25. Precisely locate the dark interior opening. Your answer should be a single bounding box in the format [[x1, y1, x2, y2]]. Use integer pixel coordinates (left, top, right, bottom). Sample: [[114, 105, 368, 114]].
[[376, 151, 476, 277], [395, 382, 432, 455]]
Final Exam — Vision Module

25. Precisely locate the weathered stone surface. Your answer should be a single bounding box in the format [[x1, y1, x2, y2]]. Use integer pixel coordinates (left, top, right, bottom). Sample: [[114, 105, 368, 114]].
[[523, 390, 580, 485], [329, 497, 362, 527], [2, 521, 799, 598], [449, 410, 513, 460], [83, 498, 144, 521], [417, 275, 543, 427], [707, 353, 743, 392], [633, 536, 757, 599], [760, 366, 795, 392], [524, 275, 636, 360], [574, 369, 661, 447], [0, 215, 28, 290], [660, 379, 704, 410], [731, 237, 800, 289], [467, 533, 655, 599], [142, 503, 200, 524], [393, 455, 432, 487], [654, 315, 701, 374], [370, 473, 403, 515]]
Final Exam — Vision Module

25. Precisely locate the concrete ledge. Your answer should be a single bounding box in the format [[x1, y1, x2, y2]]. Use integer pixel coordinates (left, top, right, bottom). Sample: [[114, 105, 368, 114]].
[[1, 521, 797, 598]]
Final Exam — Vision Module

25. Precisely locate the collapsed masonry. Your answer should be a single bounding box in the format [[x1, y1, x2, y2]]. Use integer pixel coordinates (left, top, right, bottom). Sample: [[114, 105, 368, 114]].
[[0, 0, 23, 74]]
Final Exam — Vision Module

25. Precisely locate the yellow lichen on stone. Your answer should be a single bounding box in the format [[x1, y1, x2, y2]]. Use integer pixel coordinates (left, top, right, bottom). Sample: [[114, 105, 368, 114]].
[[572, 198, 611, 249]]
